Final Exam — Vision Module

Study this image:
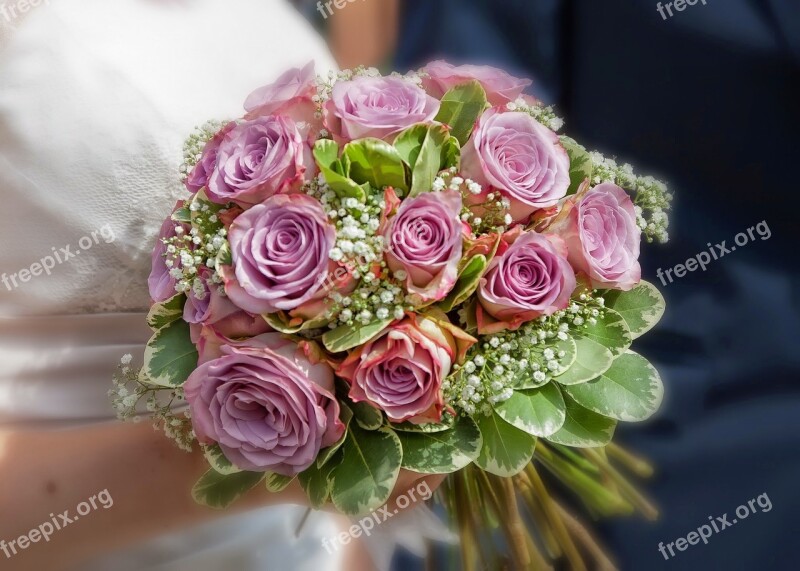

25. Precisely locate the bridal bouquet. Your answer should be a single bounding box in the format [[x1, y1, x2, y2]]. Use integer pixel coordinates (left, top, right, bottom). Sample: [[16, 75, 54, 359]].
[[112, 61, 671, 568]]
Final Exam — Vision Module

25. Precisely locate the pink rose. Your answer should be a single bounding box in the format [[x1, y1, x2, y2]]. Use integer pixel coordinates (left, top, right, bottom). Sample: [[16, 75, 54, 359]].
[[384, 190, 465, 305], [552, 183, 641, 291], [462, 108, 570, 223], [185, 333, 344, 475], [422, 60, 532, 106], [221, 194, 336, 314], [337, 314, 475, 424], [324, 76, 440, 142], [477, 230, 575, 332], [185, 122, 236, 194], [244, 61, 316, 118], [207, 116, 313, 207], [148, 202, 186, 303]]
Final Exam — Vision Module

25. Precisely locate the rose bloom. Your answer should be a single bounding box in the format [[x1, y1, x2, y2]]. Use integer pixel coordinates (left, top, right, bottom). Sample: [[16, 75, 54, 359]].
[[185, 122, 236, 194], [337, 313, 475, 424], [324, 75, 440, 142], [384, 190, 465, 305], [148, 203, 186, 303], [552, 183, 641, 291], [244, 61, 316, 118], [185, 333, 344, 475], [422, 60, 532, 106], [477, 230, 575, 332], [221, 194, 336, 315], [206, 116, 313, 207], [462, 108, 570, 223]]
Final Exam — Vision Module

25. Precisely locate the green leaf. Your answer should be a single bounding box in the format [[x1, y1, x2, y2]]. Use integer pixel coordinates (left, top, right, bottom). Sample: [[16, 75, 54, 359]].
[[351, 401, 384, 430], [171, 206, 192, 223], [396, 415, 481, 474], [322, 317, 394, 353], [514, 337, 577, 389], [142, 319, 198, 387], [392, 415, 455, 433], [330, 424, 402, 515], [560, 136, 593, 196], [146, 294, 185, 330], [603, 281, 666, 339], [494, 383, 566, 438], [192, 469, 264, 509], [264, 472, 295, 492], [546, 393, 617, 447], [474, 409, 536, 477], [554, 337, 614, 386], [317, 405, 353, 467], [215, 240, 232, 268], [262, 311, 329, 334], [342, 138, 409, 193], [563, 350, 664, 422], [298, 460, 337, 509], [438, 255, 488, 313], [394, 124, 457, 196], [577, 307, 632, 357], [313, 139, 369, 201], [434, 80, 488, 145], [203, 444, 240, 475]]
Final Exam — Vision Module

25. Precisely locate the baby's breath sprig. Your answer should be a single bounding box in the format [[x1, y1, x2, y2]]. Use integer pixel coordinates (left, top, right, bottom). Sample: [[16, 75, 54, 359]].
[[445, 291, 607, 415], [179, 119, 227, 183], [589, 151, 673, 244], [433, 169, 512, 236], [507, 97, 565, 132], [109, 355, 195, 452]]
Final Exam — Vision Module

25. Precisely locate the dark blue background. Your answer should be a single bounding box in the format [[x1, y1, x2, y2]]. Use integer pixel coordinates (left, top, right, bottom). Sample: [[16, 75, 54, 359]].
[[394, 0, 800, 569]]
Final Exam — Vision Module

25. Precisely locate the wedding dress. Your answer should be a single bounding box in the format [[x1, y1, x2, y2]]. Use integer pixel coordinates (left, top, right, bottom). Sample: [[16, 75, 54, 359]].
[[0, 1, 348, 569]]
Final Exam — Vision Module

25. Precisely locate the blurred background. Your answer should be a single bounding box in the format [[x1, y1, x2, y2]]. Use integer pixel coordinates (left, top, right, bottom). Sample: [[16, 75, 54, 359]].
[[293, 0, 800, 569]]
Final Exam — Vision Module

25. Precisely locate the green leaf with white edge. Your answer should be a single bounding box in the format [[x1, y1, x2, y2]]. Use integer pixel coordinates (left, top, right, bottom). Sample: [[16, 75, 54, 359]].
[[396, 415, 481, 474], [142, 319, 198, 388], [438, 255, 488, 313], [554, 336, 614, 386], [577, 307, 632, 357], [394, 124, 456, 197], [494, 383, 566, 438], [434, 80, 488, 145], [203, 444, 240, 475], [563, 350, 664, 422], [322, 317, 394, 353], [342, 138, 409, 192], [514, 337, 577, 389], [313, 139, 368, 201], [263, 311, 329, 335], [298, 458, 337, 509], [603, 281, 666, 339], [546, 393, 617, 447], [560, 136, 593, 196], [474, 409, 536, 477], [392, 414, 455, 433], [265, 472, 295, 493], [317, 405, 352, 467], [351, 400, 384, 430], [330, 424, 402, 515], [171, 206, 192, 223], [215, 240, 232, 268], [146, 294, 185, 330], [192, 469, 264, 509]]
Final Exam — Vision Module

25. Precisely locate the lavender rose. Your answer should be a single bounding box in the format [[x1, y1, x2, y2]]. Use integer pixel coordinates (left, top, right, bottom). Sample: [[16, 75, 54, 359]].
[[207, 116, 312, 207], [185, 122, 236, 194], [337, 313, 475, 424], [148, 203, 185, 303], [552, 183, 641, 291], [462, 108, 570, 223], [478, 230, 575, 332], [324, 76, 440, 142], [221, 194, 336, 314], [244, 61, 316, 117], [422, 60, 532, 106], [384, 190, 464, 305], [184, 333, 344, 475]]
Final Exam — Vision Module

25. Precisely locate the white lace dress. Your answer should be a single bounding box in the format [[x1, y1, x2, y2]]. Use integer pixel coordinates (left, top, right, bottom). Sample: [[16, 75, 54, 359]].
[[0, 1, 347, 568]]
